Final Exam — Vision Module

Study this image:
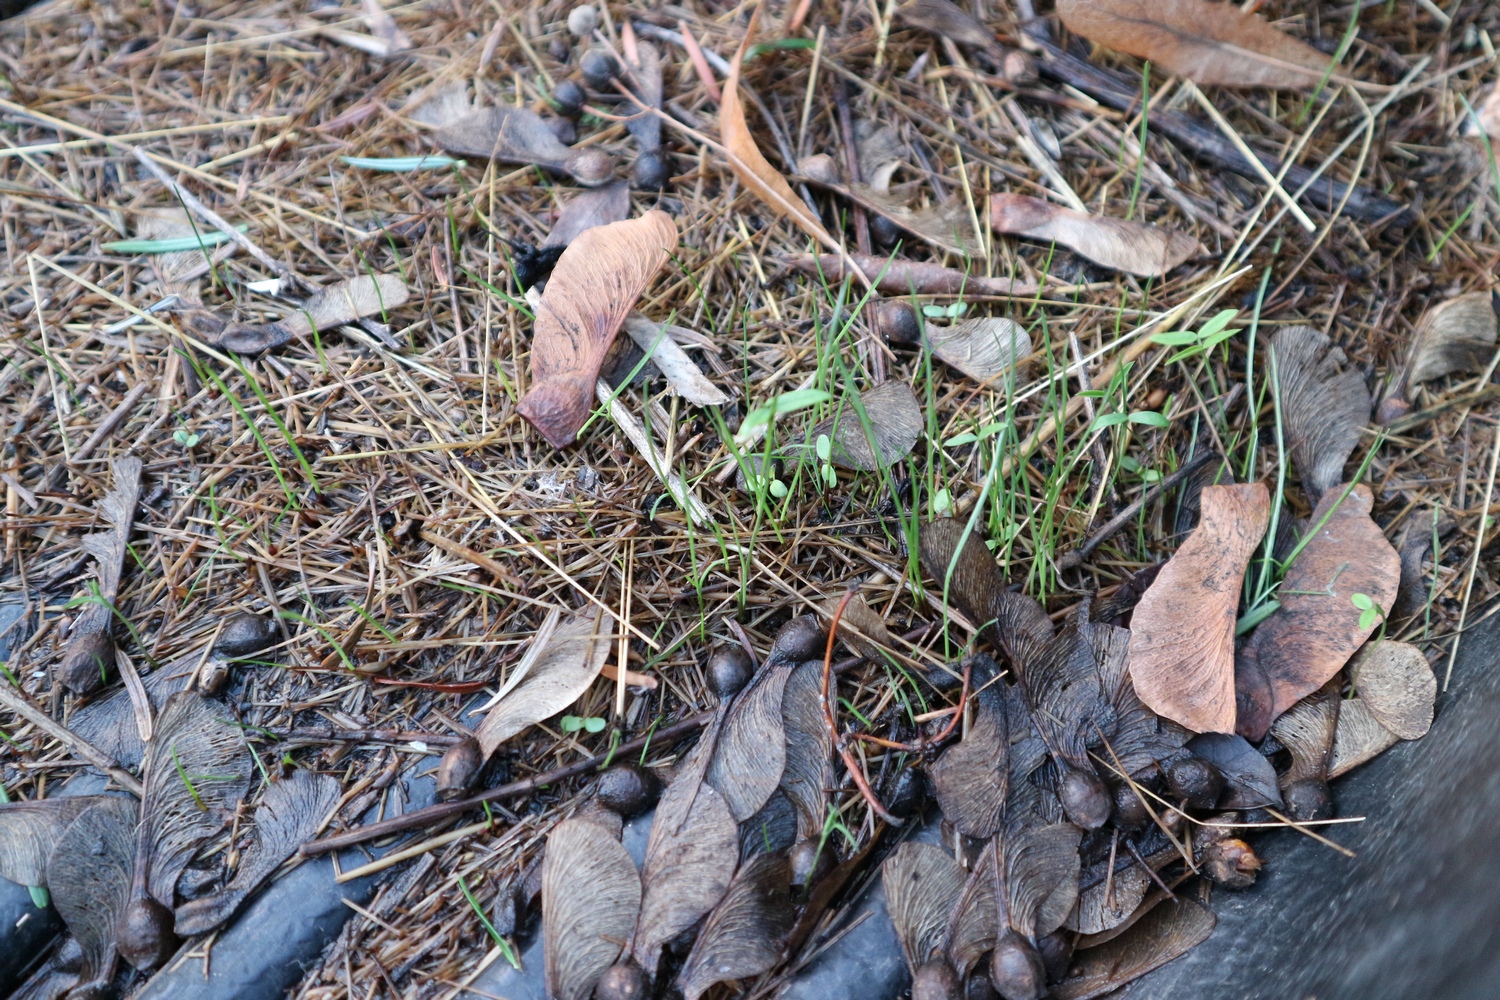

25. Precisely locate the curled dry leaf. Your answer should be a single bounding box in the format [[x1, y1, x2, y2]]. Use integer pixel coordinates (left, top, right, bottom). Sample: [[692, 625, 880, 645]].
[[882, 841, 968, 972], [1329, 695, 1400, 779], [780, 660, 834, 840], [807, 380, 923, 471], [783, 253, 1038, 297], [0, 797, 105, 889], [1184, 732, 1282, 810], [633, 774, 738, 978], [816, 593, 894, 660], [990, 193, 1201, 278], [677, 851, 793, 1000], [47, 796, 139, 993], [922, 316, 1032, 387], [1128, 483, 1270, 735], [1055, 0, 1333, 89], [622, 314, 729, 407], [519, 211, 678, 448], [543, 179, 633, 248], [57, 455, 143, 694], [542, 816, 643, 1000], [1052, 899, 1216, 1000], [174, 770, 342, 936], [1272, 325, 1371, 500], [1235, 484, 1399, 740], [705, 664, 792, 822], [1382, 292, 1499, 421], [474, 608, 613, 757], [433, 104, 614, 186], [895, 0, 995, 49], [1349, 641, 1436, 740], [720, 10, 836, 250]]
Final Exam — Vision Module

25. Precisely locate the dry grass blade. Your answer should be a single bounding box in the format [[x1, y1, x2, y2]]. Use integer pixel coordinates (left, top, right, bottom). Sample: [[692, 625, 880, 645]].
[[1052, 898, 1216, 1000], [677, 851, 793, 1000], [173, 770, 343, 937], [1329, 696, 1400, 779], [882, 841, 967, 971], [46, 797, 138, 994], [990, 193, 1202, 278], [542, 815, 642, 1000], [784, 253, 1037, 296], [1272, 325, 1371, 500], [434, 105, 614, 186], [519, 211, 678, 447], [1349, 641, 1436, 740], [57, 455, 143, 694], [1128, 483, 1269, 735], [0, 797, 104, 888], [705, 664, 792, 822], [543, 179, 633, 247], [473, 608, 612, 757], [1236, 484, 1399, 740], [779, 660, 834, 841], [1056, 0, 1334, 89], [807, 380, 923, 471]]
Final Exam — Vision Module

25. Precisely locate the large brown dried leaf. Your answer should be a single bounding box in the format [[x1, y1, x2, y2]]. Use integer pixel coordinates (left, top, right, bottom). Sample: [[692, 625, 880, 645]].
[[633, 776, 738, 977], [990, 193, 1202, 278], [805, 380, 922, 471], [518, 211, 678, 447], [474, 609, 613, 756], [1128, 483, 1269, 734], [543, 816, 642, 1000], [0, 797, 105, 888], [721, 10, 836, 250], [783, 253, 1037, 297], [931, 696, 1008, 838], [882, 841, 967, 971], [705, 665, 792, 822], [1235, 484, 1399, 740], [780, 660, 834, 840], [1349, 641, 1435, 740], [1272, 326, 1371, 500], [895, 0, 995, 48], [543, 179, 633, 248], [433, 104, 614, 185], [57, 455, 142, 694], [1056, 0, 1333, 89], [1328, 696, 1400, 779], [1053, 899, 1216, 1000], [677, 852, 793, 1000], [47, 796, 138, 991], [173, 770, 342, 936], [924, 316, 1032, 386]]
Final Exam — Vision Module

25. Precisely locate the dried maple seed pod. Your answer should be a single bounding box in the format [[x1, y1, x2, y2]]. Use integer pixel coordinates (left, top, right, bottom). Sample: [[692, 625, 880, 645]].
[[567, 4, 597, 37], [632, 148, 670, 190], [435, 736, 484, 801], [117, 896, 177, 971], [872, 299, 921, 345], [596, 761, 661, 817], [870, 213, 904, 247], [913, 960, 963, 1000], [1057, 767, 1112, 830], [1035, 929, 1073, 984], [789, 837, 832, 888], [1283, 777, 1334, 822], [884, 765, 928, 820], [580, 48, 619, 90], [595, 961, 647, 1000], [1111, 781, 1150, 830], [707, 645, 754, 699], [766, 615, 829, 667], [1200, 836, 1262, 889], [553, 79, 586, 118], [215, 611, 279, 659], [1165, 755, 1225, 810], [566, 147, 615, 187], [965, 969, 1001, 1000], [990, 929, 1047, 1000], [549, 116, 578, 146]]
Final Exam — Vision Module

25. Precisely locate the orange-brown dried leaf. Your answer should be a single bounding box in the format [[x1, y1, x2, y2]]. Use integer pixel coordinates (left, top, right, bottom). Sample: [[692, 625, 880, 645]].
[[519, 211, 678, 448], [1128, 483, 1270, 734], [1056, 0, 1333, 89], [990, 194, 1201, 278]]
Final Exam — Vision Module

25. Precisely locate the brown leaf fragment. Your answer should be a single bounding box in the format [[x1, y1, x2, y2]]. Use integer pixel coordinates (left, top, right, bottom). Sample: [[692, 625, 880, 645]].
[[474, 609, 613, 757], [173, 770, 342, 936], [796, 160, 986, 258], [543, 816, 642, 1000], [783, 253, 1038, 297], [57, 455, 143, 694], [705, 664, 792, 822], [519, 211, 678, 448], [807, 380, 923, 471], [1271, 325, 1371, 500], [923, 316, 1032, 387], [917, 519, 1054, 663], [622, 314, 730, 407], [882, 841, 968, 971], [1056, 0, 1333, 89], [1328, 695, 1400, 779], [433, 104, 614, 186], [721, 10, 837, 250], [1053, 899, 1216, 1000], [543, 179, 633, 248], [816, 593, 895, 659], [0, 796, 107, 889], [1349, 641, 1436, 740], [1128, 483, 1270, 734], [47, 796, 138, 993], [1235, 484, 1399, 740], [930, 686, 1008, 838], [205, 274, 412, 354], [895, 0, 995, 49], [677, 851, 793, 1000], [1383, 292, 1500, 420], [990, 193, 1202, 278], [633, 775, 738, 978], [780, 660, 834, 841]]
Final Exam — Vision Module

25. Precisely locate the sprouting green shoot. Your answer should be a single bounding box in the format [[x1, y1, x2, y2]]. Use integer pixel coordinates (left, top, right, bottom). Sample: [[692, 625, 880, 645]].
[[459, 874, 519, 969]]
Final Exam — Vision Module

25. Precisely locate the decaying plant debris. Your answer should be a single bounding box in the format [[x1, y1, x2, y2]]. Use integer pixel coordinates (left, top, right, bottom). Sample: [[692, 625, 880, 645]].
[[1, 0, 1498, 998]]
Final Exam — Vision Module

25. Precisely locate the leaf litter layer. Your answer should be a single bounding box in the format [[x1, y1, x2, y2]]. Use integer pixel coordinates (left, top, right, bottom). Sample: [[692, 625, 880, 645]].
[[0, 1, 1497, 998]]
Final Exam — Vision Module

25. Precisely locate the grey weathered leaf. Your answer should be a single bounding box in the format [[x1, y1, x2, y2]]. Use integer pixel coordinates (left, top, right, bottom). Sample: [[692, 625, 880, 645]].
[[1184, 732, 1282, 810], [808, 380, 923, 471], [991, 193, 1202, 278], [434, 105, 615, 186], [1402, 291, 1498, 388], [946, 848, 997, 977], [930, 689, 1008, 838], [1008, 822, 1082, 939], [1328, 695, 1400, 779], [543, 815, 643, 1000], [0, 797, 105, 889], [780, 660, 834, 841], [173, 770, 343, 936], [621, 41, 664, 153], [206, 274, 412, 354], [882, 841, 967, 971], [1067, 863, 1149, 935], [474, 608, 613, 757], [925, 316, 1032, 386], [57, 455, 143, 694], [47, 796, 139, 992], [1053, 899, 1216, 1000], [706, 665, 792, 822], [69, 653, 196, 768], [543, 179, 633, 248], [677, 851, 793, 1000], [1349, 641, 1435, 741], [1272, 325, 1371, 500]]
